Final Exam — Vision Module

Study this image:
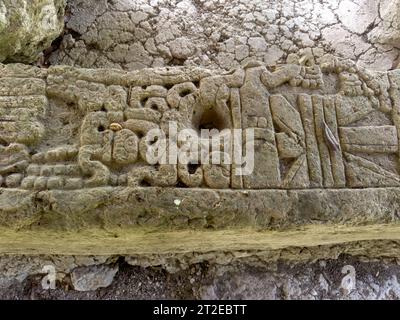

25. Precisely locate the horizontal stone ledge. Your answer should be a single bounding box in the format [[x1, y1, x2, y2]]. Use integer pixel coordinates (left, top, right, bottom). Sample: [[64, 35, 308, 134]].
[[0, 224, 400, 261], [1, 187, 400, 230]]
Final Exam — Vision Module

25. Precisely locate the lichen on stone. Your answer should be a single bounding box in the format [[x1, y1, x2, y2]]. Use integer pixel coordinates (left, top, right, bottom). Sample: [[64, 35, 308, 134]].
[[0, 0, 65, 63]]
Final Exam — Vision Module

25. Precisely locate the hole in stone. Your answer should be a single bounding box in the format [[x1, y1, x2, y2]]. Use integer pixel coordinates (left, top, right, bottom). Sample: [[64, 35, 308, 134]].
[[175, 181, 186, 188], [194, 108, 228, 131], [179, 89, 192, 97], [171, 58, 185, 66], [69, 30, 81, 41], [137, 132, 144, 139], [150, 136, 158, 145], [98, 125, 105, 132], [0, 137, 9, 146], [139, 179, 150, 187], [141, 97, 149, 106], [188, 163, 200, 174]]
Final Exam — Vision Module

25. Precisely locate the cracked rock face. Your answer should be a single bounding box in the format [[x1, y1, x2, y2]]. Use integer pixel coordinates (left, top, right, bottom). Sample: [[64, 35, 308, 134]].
[[0, 0, 66, 63], [368, 0, 400, 47], [49, 0, 400, 71]]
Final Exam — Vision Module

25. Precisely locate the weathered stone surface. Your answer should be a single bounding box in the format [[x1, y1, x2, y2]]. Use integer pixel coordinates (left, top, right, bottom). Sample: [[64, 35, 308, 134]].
[[70, 264, 118, 291], [1, 228, 400, 298], [2, 0, 400, 300], [3, 187, 400, 229], [2, 56, 400, 298], [1, 58, 400, 229], [368, 0, 400, 46], [0, 0, 65, 63], [49, 0, 400, 71], [0, 254, 115, 290]]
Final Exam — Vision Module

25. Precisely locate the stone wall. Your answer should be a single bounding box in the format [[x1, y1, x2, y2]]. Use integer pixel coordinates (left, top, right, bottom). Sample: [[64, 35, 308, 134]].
[[49, 0, 400, 71], [1, 0, 400, 300]]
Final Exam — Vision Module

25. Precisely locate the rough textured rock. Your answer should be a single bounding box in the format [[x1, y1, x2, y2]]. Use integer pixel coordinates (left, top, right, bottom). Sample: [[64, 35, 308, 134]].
[[368, 0, 400, 47], [1, 51, 400, 299], [49, 0, 400, 71], [1, 58, 400, 229], [0, 255, 116, 290], [71, 264, 119, 291], [2, 0, 400, 300], [2, 253, 400, 299], [0, 0, 66, 63]]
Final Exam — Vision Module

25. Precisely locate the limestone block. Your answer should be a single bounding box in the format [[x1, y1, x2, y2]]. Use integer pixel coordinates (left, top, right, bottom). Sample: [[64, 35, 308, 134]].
[[0, 57, 399, 231]]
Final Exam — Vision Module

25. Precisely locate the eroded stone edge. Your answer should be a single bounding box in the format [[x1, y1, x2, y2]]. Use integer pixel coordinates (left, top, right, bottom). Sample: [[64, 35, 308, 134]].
[[1, 187, 400, 230]]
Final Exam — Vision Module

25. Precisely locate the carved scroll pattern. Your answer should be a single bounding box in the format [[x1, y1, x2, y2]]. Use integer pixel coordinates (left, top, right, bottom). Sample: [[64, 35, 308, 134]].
[[0, 59, 399, 190]]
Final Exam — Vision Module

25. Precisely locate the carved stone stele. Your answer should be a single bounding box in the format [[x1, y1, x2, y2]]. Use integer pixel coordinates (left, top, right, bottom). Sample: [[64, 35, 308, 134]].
[[1, 57, 400, 229]]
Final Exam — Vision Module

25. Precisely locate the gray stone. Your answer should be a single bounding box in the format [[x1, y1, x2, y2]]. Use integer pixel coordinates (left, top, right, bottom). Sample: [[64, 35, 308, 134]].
[[168, 37, 195, 60], [368, 0, 400, 46], [48, 0, 400, 71], [71, 264, 118, 291]]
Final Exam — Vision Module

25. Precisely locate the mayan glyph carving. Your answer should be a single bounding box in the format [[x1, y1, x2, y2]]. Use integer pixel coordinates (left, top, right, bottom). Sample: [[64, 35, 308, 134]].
[[0, 57, 400, 191]]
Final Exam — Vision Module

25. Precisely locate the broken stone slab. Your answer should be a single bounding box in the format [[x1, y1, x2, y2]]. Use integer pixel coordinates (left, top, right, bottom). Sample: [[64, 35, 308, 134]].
[[0, 0, 66, 63], [0, 57, 400, 232]]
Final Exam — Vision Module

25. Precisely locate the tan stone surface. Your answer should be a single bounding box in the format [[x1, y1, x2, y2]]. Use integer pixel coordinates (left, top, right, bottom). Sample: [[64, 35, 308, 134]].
[[2, 0, 400, 299], [1, 57, 400, 230], [2, 57, 400, 298]]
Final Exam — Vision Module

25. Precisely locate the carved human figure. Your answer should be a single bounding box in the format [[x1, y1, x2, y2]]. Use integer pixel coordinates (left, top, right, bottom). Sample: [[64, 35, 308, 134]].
[[194, 60, 323, 189]]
